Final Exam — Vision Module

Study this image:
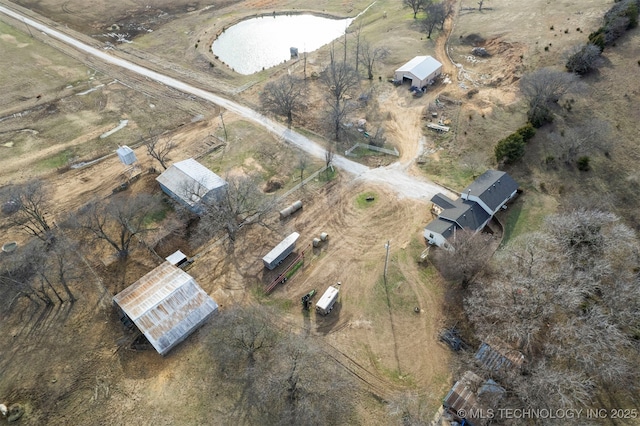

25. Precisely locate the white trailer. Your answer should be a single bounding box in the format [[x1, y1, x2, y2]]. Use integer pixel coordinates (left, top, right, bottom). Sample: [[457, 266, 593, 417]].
[[316, 283, 340, 315], [263, 232, 300, 270]]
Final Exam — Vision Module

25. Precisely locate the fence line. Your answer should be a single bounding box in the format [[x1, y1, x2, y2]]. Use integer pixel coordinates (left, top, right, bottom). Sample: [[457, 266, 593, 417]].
[[280, 165, 330, 199], [345, 143, 399, 157]]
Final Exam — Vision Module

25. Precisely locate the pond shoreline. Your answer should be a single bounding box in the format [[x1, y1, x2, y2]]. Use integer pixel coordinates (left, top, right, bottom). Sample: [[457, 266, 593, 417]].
[[209, 10, 353, 75]]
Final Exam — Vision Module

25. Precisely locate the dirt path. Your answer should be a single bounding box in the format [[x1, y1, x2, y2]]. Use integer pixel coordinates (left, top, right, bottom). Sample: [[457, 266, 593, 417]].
[[435, 0, 462, 78]]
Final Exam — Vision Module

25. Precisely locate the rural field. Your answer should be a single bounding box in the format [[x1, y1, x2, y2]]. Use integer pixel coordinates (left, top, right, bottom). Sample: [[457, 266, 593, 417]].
[[1, 0, 639, 424]]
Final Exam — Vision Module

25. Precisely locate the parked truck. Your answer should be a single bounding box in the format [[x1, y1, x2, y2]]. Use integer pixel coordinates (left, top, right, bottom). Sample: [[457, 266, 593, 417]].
[[262, 232, 300, 270], [315, 283, 340, 315]]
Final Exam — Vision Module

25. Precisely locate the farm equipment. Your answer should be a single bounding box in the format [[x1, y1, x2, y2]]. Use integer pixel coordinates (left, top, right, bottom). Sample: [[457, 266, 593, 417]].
[[301, 289, 317, 310]]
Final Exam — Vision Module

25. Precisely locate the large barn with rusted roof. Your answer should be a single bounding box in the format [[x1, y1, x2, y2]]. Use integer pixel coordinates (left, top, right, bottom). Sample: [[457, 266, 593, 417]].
[[113, 261, 218, 356]]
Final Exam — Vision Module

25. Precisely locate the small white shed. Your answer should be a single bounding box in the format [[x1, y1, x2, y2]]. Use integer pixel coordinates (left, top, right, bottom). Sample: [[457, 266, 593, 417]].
[[394, 56, 443, 88]]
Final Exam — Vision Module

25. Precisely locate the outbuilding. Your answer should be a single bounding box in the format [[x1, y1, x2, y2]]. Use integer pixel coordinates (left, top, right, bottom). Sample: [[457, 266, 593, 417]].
[[156, 158, 227, 214], [113, 261, 218, 356], [394, 56, 443, 88]]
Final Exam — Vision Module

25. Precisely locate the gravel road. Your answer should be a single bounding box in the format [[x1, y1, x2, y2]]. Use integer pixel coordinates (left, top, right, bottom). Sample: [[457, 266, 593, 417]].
[[0, 4, 457, 201]]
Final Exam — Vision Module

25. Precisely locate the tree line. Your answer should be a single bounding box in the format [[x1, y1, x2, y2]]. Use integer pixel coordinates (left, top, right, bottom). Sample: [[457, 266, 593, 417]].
[[437, 210, 640, 418]]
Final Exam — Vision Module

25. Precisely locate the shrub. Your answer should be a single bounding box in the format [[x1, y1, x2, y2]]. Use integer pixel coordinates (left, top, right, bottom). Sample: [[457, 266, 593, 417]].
[[588, 28, 606, 51], [495, 133, 525, 164], [528, 105, 553, 128], [516, 123, 536, 142], [577, 156, 591, 171], [566, 43, 602, 74]]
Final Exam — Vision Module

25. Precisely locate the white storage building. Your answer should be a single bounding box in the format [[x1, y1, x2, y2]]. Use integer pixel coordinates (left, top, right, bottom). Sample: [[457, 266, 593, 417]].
[[156, 158, 227, 214], [394, 56, 443, 88]]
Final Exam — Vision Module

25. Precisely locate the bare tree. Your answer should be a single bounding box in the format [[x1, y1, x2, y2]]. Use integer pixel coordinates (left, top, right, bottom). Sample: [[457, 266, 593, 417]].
[[565, 43, 602, 75], [72, 193, 161, 259], [548, 119, 610, 165], [320, 43, 359, 142], [206, 305, 356, 425], [519, 68, 579, 127], [422, 2, 447, 38], [358, 41, 389, 80], [1, 179, 53, 242], [433, 229, 493, 287], [465, 209, 640, 410], [260, 75, 307, 128], [143, 129, 175, 170], [47, 236, 84, 302], [325, 147, 334, 169], [352, 20, 363, 73], [323, 96, 354, 142], [197, 174, 274, 243], [404, 0, 429, 19], [0, 242, 51, 311]]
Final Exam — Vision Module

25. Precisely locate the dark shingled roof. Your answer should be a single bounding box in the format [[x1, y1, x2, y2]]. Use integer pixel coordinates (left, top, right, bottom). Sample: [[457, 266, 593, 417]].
[[463, 170, 519, 213], [441, 200, 490, 232], [431, 193, 457, 210], [425, 217, 458, 240]]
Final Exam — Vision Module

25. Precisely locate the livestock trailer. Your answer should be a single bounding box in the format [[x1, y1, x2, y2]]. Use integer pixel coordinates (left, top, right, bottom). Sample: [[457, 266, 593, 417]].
[[263, 232, 300, 270]]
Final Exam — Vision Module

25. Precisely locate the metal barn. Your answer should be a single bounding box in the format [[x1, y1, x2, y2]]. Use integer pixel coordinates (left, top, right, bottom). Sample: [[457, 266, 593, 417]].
[[156, 158, 227, 214], [113, 261, 218, 356], [394, 56, 443, 88]]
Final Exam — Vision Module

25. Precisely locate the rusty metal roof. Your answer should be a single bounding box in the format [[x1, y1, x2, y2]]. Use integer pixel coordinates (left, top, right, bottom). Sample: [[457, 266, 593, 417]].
[[113, 261, 218, 355], [443, 371, 485, 426], [475, 336, 525, 372]]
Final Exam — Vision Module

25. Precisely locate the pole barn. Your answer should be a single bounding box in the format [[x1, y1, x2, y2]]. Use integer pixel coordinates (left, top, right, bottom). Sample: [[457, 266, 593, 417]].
[[394, 56, 443, 88]]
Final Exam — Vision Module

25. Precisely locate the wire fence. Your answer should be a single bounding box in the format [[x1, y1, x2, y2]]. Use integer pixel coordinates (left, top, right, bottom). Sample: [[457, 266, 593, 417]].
[[344, 143, 399, 157]]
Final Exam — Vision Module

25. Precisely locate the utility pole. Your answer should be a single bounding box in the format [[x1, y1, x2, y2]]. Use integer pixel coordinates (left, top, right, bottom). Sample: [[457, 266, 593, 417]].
[[220, 112, 228, 142]]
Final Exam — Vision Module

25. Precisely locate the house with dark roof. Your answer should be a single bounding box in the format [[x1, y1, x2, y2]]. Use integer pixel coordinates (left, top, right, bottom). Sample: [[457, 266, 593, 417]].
[[424, 170, 518, 248], [156, 158, 227, 214], [460, 170, 519, 216]]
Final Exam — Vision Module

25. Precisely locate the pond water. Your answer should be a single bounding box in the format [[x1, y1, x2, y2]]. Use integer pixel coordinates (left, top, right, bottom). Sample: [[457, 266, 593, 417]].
[[212, 14, 353, 75]]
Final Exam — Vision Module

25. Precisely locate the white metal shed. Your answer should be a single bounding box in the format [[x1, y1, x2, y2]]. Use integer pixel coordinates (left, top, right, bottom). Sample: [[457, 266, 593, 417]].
[[156, 158, 227, 213], [394, 56, 443, 88]]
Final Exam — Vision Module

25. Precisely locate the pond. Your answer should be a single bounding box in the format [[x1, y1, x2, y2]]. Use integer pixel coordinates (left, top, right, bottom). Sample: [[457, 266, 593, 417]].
[[212, 14, 353, 75]]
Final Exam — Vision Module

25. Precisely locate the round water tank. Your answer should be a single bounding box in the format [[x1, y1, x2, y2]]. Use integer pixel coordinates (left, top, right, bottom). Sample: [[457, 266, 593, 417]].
[[2, 241, 18, 253], [320, 232, 329, 241], [312, 238, 321, 247]]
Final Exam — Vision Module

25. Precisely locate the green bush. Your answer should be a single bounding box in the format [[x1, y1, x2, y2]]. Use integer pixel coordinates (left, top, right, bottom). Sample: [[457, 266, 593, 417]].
[[516, 123, 536, 142], [577, 156, 591, 171], [495, 133, 525, 164], [588, 28, 606, 51], [528, 105, 553, 128]]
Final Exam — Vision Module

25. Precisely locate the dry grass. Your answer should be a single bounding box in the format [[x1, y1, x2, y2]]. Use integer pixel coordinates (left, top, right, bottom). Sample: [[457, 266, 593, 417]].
[[2, 0, 640, 423]]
